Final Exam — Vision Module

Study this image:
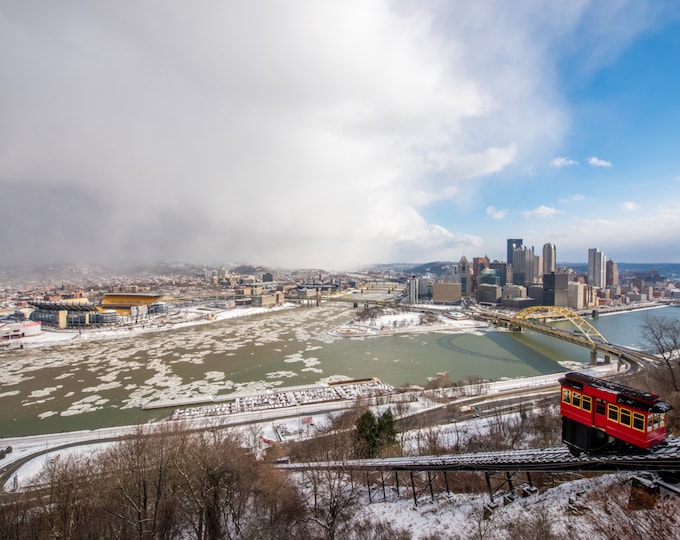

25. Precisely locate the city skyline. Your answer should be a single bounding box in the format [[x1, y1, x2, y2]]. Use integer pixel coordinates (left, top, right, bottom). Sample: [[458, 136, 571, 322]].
[[2, 2, 680, 269]]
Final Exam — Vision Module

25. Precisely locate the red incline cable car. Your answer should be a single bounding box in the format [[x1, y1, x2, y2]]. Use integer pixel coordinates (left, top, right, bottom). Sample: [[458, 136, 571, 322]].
[[559, 372, 672, 456]]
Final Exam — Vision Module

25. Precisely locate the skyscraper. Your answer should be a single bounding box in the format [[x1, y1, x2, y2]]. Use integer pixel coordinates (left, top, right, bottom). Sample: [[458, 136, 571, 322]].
[[543, 270, 570, 307], [408, 276, 419, 303], [489, 261, 509, 286], [588, 248, 606, 288], [606, 259, 619, 287], [542, 243, 556, 276], [512, 245, 535, 287], [506, 238, 523, 265], [458, 255, 472, 297]]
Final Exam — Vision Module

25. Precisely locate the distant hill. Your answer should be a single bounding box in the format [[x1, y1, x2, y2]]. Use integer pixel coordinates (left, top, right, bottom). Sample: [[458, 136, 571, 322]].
[[560, 262, 680, 279], [364, 261, 680, 280]]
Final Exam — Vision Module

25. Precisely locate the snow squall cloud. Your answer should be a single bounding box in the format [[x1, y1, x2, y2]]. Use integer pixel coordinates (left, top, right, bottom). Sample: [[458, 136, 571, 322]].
[[0, 1, 668, 267]]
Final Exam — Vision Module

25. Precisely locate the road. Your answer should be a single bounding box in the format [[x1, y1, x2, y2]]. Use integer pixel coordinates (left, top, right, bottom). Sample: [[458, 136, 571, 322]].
[[0, 374, 567, 489]]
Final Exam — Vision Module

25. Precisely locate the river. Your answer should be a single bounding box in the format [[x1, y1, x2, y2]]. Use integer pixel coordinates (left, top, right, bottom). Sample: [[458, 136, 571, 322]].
[[1, 304, 678, 437]]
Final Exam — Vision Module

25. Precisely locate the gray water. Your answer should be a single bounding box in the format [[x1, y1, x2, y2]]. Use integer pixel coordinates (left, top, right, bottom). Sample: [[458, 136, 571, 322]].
[[1, 304, 678, 437]]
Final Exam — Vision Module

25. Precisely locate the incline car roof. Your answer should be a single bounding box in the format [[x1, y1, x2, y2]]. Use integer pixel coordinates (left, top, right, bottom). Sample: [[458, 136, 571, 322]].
[[559, 371, 672, 412]]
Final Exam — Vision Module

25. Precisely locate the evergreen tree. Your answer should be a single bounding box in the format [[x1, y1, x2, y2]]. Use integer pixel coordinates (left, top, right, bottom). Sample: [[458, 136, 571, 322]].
[[355, 408, 397, 458], [377, 408, 397, 449], [355, 410, 378, 458]]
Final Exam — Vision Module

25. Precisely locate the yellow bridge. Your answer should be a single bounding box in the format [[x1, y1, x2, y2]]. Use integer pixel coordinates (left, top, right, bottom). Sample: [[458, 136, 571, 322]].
[[512, 306, 607, 345], [475, 306, 657, 367]]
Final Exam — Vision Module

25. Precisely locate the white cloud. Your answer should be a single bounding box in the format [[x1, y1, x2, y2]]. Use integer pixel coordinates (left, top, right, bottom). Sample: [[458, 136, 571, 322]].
[[550, 157, 578, 168], [587, 156, 613, 167], [522, 205, 563, 218], [486, 206, 507, 220], [0, 1, 562, 267], [557, 204, 680, 262], [559, 194, 585, 203], [0, 1, 670, 267], [619, 201, 639, 211]]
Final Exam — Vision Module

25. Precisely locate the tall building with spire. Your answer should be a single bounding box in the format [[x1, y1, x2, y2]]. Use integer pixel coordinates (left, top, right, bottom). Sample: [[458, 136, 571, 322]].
[[458, 255, 472, 297]]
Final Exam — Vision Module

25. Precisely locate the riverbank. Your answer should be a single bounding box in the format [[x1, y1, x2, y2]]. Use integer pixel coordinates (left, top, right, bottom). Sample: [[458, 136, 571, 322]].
[[4, 300, 666, 351], [589, 301, 667, 317], [0, 302, 299, 350], [331, 301, 669, 338]]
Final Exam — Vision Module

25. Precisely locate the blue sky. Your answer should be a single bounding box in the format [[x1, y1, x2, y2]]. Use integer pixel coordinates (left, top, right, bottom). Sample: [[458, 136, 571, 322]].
[[1, 1, 680, 269], [459, 4, 680, 264]]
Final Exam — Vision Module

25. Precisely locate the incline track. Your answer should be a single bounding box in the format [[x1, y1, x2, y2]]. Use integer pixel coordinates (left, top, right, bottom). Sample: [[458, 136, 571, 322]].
[[281, 436, 680, 473]]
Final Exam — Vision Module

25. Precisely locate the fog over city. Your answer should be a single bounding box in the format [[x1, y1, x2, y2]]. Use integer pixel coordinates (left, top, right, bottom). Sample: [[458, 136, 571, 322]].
[[2, 1, 680, 269]]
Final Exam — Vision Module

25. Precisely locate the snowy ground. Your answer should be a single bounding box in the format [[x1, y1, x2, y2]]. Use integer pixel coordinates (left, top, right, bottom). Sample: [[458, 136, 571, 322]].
[[332, 306, 489, 337], [346, 471, 675, 539]]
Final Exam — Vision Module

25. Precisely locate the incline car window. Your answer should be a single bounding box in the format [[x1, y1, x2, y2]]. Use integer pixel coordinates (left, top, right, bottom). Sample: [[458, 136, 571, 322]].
[[562, 389, 571, 404], [582, 395, 592, 412], [608, 404, 619, 422], [620, 408, 631, 427]]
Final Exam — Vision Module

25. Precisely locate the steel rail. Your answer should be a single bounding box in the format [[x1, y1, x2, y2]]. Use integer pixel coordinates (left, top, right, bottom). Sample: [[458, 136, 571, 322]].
[[280, 436, 680, 473]]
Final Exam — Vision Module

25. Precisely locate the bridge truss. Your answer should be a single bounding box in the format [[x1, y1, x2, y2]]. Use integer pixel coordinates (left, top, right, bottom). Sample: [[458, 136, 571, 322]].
[[512, 306, 608, 345]]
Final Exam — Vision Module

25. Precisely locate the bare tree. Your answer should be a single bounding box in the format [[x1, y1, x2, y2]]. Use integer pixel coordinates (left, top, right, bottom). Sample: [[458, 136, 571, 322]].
[[172, 428, 255, 540], [248, 465, 309, 539], [302, 464, 362, 540], [529, 401, 562, 448], [501, 502, 558, 539], [99, 425, 184, 539], [415, 426, 445, 455], [293, 428, 363, 540], [642, 314, 680, 392], [0, 474, 39, 540]]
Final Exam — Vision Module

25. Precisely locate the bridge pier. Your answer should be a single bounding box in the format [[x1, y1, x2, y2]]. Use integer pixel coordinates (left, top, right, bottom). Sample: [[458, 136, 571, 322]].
[[603, 354, 611, 364], [590, 349, 597, 365]]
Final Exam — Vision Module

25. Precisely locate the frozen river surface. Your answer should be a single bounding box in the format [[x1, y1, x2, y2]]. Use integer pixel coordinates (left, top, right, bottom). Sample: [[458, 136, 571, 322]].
[[0, 302, 600, 437]]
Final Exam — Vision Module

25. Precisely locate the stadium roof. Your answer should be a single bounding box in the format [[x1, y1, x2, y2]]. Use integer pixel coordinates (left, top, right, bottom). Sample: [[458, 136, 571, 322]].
[[28, 301, 99, 312]]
